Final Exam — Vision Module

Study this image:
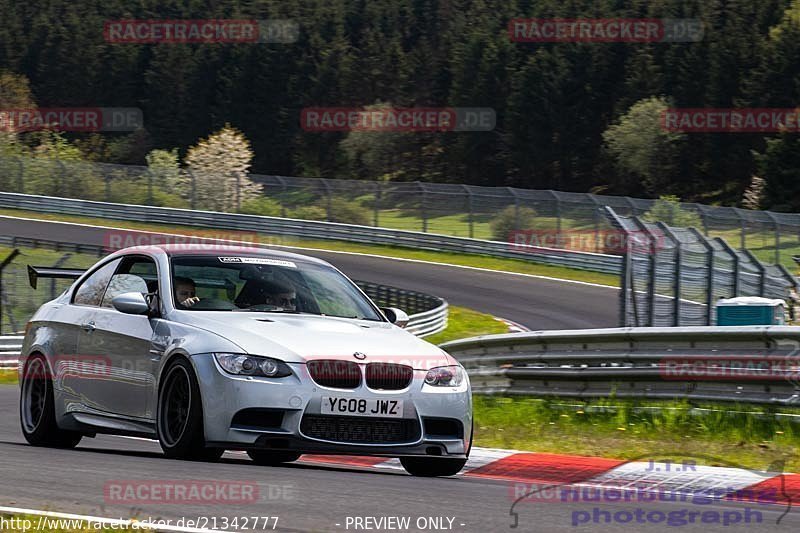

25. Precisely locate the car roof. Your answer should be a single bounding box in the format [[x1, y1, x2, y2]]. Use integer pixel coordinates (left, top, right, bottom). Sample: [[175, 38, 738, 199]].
[[117, 244, 332, 267]]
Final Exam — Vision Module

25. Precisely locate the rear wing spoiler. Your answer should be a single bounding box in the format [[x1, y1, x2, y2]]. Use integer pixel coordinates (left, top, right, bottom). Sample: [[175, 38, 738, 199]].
[[27, 266, 86, 290]]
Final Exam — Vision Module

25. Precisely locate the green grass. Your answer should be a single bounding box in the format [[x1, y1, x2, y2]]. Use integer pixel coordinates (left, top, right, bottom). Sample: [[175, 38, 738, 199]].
[[0, 208, 620, 286], [0, 370, 16, 384], [426, 306, 509, 345], [473, 395, 800, 471]]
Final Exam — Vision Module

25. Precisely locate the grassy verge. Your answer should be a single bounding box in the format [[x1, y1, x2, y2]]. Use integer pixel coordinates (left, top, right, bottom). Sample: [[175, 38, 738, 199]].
[[0, 369, 16, 384], [426, 306, 510, 345], [473, 396, 800, 471], [0, 208, 619, 287]]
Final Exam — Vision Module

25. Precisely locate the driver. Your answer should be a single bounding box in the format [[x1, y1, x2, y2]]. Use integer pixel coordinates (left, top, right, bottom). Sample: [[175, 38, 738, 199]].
[[174, 276, 200, 308], [264, 285, 297, 311]]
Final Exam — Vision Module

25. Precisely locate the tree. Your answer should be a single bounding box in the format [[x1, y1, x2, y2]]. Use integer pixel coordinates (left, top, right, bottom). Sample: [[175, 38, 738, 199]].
[[184, 125, 260, 212], [741, 176, 766, 210], [603, 97, 686, 196], [643, 195, 702, 228]]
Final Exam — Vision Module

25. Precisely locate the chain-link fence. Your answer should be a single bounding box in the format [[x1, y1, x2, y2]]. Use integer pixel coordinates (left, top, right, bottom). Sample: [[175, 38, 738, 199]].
[[1, 155, 800, 269], [0, 247, 102, 334], [605, 207, 798, 327]]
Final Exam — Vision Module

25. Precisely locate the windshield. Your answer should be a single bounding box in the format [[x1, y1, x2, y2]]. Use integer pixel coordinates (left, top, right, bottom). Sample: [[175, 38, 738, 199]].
[[170, 255, 382, 321]]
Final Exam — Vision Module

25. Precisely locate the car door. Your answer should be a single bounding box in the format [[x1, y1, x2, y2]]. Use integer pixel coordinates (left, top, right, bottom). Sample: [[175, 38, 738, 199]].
[[63, 258, 122, 408], [80, 256, 160, 420]]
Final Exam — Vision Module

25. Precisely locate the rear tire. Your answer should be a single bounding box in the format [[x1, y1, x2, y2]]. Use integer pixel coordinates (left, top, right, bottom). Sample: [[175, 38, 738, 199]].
[[157, 357, 222, 461], [247, 449, 301, 466], [19, 355, 82, 448], [400, 457, 467, 477]]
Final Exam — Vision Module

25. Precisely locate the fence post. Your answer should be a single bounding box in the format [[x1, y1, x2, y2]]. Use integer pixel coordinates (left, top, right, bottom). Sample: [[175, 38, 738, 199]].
[[630, 216, 657, 326], [15, 157, 23, 194], [188, 170, 196, 210], [717, 238, 740, 296], [274, 176, 287, 218], [146, 168, 154, 206], [49, 253, 72, 300], [587, 194, 602, 253], [419, 182, 428, 233], [736, 209, 747, 250], [744, 249, 767, 296], [656, 223, 682, 326], [235, 172, 241, 212], [507, 187, 520, 231], [689, 228, 715, 325], [0, 249, 20, 335], [462, 185, 474, 238], [766, 211, 781, 266], [373, 182, 381, 227], [56, 159, 66, 197], [321, 179, 332, 221]]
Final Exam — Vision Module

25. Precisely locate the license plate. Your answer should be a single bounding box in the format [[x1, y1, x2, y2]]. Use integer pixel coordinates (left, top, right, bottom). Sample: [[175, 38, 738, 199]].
[[321, 397, 404, 418]]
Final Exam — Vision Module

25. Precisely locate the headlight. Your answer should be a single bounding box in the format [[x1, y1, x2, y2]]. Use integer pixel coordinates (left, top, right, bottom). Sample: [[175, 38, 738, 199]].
[[424, 365, 464, 387], [214, 353, 292, 378]]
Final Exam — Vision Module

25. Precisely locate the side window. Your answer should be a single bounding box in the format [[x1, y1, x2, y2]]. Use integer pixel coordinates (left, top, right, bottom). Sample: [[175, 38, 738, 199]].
[[101, 257, 158, 309], [72, 259, 122, 307]]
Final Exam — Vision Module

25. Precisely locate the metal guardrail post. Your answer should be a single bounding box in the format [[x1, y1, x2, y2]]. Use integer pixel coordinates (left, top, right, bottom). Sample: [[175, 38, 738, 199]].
[[419, 182, 428, 233], [146, 169, 154, 206], [274, 176, 287, 218], [689, 227, 715, 325], [765, 211, 781, 265], [507, 187, 521, 231], [56, 160, 66, 197], [14, 157, 23, 194], [743, 249, 767, 296], [0, 249, 20, 335], [602, 206, 633, 326], [716, 237, 740, 296], [630, 216, 657, 326], [587, 195, 602, 253], [656, 222, 682, 326], [462, 185, 474, 238], [188, 170, 196, 210], [373, 182, 381, 227]]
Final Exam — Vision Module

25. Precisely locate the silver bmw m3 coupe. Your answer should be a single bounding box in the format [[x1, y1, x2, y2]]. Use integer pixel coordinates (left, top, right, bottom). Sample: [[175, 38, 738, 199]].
[[19, 245, 472, 476]]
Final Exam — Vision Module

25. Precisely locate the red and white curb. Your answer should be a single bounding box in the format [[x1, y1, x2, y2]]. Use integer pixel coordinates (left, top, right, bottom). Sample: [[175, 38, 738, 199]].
[[295, 448, 799, 506]]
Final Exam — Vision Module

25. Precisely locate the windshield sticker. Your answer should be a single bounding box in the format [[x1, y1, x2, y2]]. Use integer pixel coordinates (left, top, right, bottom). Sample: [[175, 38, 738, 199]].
[[218, 257, 297, 268]]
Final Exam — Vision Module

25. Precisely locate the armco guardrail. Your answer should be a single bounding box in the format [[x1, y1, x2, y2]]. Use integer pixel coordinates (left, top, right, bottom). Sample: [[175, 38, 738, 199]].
[[441, 326, 800, 405], [0, 335, 22, 368], [0, 192, 622, 274], [355, 281, 447, 337]]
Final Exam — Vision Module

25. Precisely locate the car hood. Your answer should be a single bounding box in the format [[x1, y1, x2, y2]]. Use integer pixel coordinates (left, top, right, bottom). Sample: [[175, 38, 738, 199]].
[[172, 311, 456, 369]]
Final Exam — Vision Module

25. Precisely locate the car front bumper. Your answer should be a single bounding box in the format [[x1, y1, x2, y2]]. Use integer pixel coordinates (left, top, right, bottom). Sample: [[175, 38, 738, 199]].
[[191, 354, 473, 457]]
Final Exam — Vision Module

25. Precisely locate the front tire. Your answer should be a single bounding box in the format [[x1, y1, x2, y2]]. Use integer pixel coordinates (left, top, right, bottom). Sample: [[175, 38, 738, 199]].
[[400, 457, 467, 477], [20, 355, 82, 448], [247, 449, 301, 466], [157, 357, 222, 461]]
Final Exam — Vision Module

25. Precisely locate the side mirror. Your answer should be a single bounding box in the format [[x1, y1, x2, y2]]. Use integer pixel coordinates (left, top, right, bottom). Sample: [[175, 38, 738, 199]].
[[112, 292, 150, 315], [382, 307, 409, 328]]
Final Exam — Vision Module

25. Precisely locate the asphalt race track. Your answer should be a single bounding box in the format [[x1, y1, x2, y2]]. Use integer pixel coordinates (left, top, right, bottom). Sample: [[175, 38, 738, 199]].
[[0, 215, 617, 330]]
